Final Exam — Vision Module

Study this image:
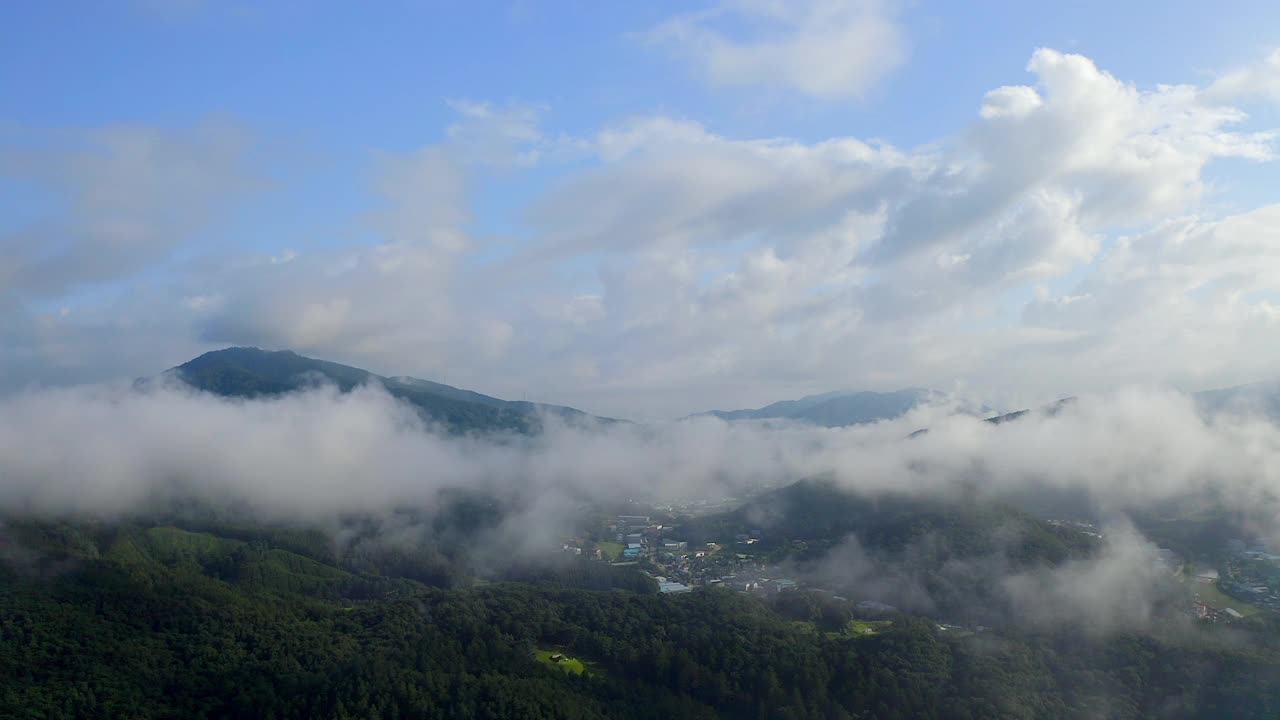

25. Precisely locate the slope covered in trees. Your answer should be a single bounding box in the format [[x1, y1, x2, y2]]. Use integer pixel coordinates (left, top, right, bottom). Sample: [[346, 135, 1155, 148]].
[[698, 388, 947, 427], [3, 513, 1280, 719], [171, 347, 617, 434], [686, 478, 1095, 561]]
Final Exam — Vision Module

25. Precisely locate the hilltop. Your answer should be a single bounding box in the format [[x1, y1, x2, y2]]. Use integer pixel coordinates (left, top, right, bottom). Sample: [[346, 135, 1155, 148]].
[[697, 388, 971, 427], [170, 347, 620, 434]]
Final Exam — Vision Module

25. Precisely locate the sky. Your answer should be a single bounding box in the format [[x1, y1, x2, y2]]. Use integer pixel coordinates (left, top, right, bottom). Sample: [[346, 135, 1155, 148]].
[[3, 0, 1280, 419]]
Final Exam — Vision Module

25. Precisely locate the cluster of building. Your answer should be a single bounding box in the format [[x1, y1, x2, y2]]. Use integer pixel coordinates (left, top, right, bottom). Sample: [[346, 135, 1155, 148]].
[[614, 514, 654, 560], [1191, 601, 1244, 622], [1047, 519, 1104, 539], [653, 577, 692, 594], [720, 575, 799, 594], [1220, 543, 1280, 611], [596, 513, 903, 618]]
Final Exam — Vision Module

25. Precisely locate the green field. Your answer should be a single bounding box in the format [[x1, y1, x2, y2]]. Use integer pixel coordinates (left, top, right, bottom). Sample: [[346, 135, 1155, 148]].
[[846, 619, 893, 636], [598, 541, 624, 561], [534, 647, 591, 676], [793, 619, 893, 639], [1192, 580, 1265, 617]]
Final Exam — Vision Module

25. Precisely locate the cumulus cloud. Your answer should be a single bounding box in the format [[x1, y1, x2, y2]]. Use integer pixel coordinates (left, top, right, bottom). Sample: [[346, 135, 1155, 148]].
[[875, 49, 1272, 266], [527, 116, 917, 256], [1019, 205, 1280, 393], [979, 85, 1043, 119], [4, 49, 1280, 419], [191, 103, 543, 375], [643, 0, 907, 100], [498, 49, 1277, 415]]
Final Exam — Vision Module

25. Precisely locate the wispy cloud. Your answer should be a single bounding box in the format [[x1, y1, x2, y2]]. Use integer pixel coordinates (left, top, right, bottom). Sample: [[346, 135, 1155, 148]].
[[641, 0, 908, 100]]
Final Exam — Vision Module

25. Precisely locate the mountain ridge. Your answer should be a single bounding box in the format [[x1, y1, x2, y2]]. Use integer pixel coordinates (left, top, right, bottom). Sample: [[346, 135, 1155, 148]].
[[170, 346, 621, 434], [695, 388, 988, 427], [1193, 380, 1280, 421]]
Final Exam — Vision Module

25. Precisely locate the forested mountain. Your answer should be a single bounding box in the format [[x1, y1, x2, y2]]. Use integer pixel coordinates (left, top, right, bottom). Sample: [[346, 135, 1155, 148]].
[[1194, 381, 1280, 422], [689, 477, 1094, 562], [698, 388, 947, 427], [169, 347, 618, 433], [4, 512, 1280, 719], [682, 478, 1100, 622], [703, 377, 1280, 430]]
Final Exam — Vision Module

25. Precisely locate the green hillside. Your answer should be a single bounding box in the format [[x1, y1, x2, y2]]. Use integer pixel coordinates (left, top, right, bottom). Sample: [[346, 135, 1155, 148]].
[[172, 347, 618, 434], [686, 477, 1096, 563], [4, 513, 1280, 719]]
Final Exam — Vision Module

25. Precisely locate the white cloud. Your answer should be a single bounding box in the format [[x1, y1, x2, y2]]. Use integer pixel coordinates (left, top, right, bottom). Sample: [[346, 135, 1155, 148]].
[[483, 49, 1275, 415], [0, 122, 262, 297], [1204, 48, 1280, 108], [1019, 205, 1280, 392], [527, 115, 920, 258], [644, 0, 907, 100], [191, 103, 543, 379], [4, 50, 1280, 419], [980, 85, 1043, 119], [877, 49, 1272, 265]]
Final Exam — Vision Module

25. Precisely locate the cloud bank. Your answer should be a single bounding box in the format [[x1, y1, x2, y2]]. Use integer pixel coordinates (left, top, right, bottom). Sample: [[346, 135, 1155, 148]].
[[5, 379, 1280, 632], [3, 379, 1280, 528]]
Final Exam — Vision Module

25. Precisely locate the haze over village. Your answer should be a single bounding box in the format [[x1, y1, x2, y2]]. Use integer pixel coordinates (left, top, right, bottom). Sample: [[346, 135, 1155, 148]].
[[5, 2, 1280, 718]]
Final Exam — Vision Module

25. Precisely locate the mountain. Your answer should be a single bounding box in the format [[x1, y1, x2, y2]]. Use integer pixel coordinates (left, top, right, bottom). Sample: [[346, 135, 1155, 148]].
[[1194, 381, 1280, 421], [982, 396, 1077, 425], [905, 397, 1077, 439], [700, 388, 959, 427], [169, 347, 618, 433], [684, 477, 1096, 566]]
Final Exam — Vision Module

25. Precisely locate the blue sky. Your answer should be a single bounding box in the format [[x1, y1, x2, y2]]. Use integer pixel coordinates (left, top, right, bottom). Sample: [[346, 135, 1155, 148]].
[[2, 1, 1280, 418], [8, 2, 1276, 138]]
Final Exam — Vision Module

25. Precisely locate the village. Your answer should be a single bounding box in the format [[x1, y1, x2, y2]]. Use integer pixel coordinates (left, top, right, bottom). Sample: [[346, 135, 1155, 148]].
[[558, 513, 1277, 629], [595, 513, 781, 595], [1158, 539, 1280, 622], [558, 513, 912, 620], [1216, 541, 1280, 613]]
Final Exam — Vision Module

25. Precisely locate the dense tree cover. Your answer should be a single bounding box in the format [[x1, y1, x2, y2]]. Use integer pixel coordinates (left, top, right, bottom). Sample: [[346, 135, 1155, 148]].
[[704, 388, 938, 427], [682, 479, 1102, 621], [687, 478, 1095, 564], [1131, 506, 1260, 564], [3, 515, 1280, 719], [171, 347, 614, 434]]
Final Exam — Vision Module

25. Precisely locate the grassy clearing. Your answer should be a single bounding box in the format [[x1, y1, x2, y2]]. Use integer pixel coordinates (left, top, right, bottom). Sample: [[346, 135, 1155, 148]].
[[1192, 580, 1265, 617], [1177, 567, 1265, 617], [534, 647, 599, 676], [794, 619, 893, 639], [826, 619, 893, 639], [598, 542, 624, 561], [848, 620, 893, 635]]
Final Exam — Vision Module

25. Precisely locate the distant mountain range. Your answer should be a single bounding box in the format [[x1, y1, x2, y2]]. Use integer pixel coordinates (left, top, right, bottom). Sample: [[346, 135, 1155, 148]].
[[166, 348, 1280, 434], [168, 347, 618, 434], [696, 388, 989, 428], [704, 378, 1280, 432], [1194, 381, 1280, 422]]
